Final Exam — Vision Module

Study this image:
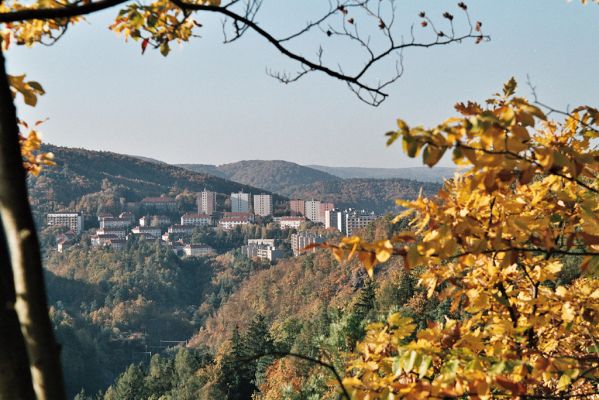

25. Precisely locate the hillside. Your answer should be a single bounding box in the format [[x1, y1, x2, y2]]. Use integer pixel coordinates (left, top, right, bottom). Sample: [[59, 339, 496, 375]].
[[30, 145, 285, 215], [178, 160, 340, 193], [309, 165, 455, 182], [279, 178, 440, 214]]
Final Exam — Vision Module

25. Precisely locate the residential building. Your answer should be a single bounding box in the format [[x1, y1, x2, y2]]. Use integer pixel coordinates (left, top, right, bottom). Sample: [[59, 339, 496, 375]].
[[141, 197, 177, 212], [151, 215, 171, 227], [131, 226, 162, 238], [289, 199, 305, 216], [219, 216, 251, 230], [253, 194, 273, 217], [319, 202, 335, 223], [91, 234, 118, 247], [304, 200, 321, 222], [99, 217, 131, 229], [167, 225, 195, 235], [96, 227, 127, 238], [223, 212, 255, 221], [325, 209, 346, 232], [230, 192, 250, 213], [57, 238, 74, 253], [47, 212, 84, 235], [181, 213, 212, 226], [291, 232, 325, 256], [247, 238, 276, 247], [197, 190, 217, 215], [119, 211, 136, 224], [279, 216, 306, 230], [241, 239, 282, 262], [345, 209, 378, 236], [183, 244, 214, 257], [106, 238, 127, 250]]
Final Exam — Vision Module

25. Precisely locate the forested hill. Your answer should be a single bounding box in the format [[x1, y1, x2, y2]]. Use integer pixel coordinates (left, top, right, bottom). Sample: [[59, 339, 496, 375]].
[[308, 165, 455, 182], [278, 178, 440, 214], [178, 160, 341, 193], [30, 145, 284, 213], [176, 160, 441, 213]]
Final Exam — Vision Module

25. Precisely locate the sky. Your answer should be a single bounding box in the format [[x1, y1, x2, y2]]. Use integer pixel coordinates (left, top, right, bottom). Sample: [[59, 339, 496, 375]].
[[6, 0, 599, 167]]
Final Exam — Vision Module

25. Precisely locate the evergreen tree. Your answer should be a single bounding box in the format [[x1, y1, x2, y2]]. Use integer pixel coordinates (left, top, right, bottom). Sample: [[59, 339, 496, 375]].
[[218, 326, 256, 400], [346, 278, 377, 349], [104, 364, 147, 400], [244, 314, 275, 387]]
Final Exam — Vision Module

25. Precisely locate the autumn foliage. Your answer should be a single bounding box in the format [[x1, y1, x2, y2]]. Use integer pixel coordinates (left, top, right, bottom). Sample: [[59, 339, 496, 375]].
[[329, 79, 599, 398]]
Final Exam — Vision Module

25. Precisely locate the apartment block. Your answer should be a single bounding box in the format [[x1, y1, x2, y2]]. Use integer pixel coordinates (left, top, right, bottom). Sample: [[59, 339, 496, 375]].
[[131, 226, 162, 238], [183, 244, 214, 257], [279, 216, 306, 230], [345, 210, 378, 236], [46, 212, 84, 235], [304, 200, 321, 222], [241, 239, 282, 262], [99, 217, 131, 229], [197, 190, 217, 215], [319, 202, 335, 223], [253, 194, 273, 216], [181, 213, 212, 226], [231, 192, 250, 213], [291, 232, 325, 256], [289, 199, 305, 216], [141, 197, 177, 212]]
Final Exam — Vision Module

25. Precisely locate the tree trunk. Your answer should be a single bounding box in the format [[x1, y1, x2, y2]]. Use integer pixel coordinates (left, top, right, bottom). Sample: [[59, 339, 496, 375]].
[[0, 48, 66, 400], [0, 218, 37, 399]]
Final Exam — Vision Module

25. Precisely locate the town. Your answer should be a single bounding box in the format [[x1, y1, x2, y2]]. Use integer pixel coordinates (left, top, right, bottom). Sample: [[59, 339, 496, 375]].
[[46, 190, 379, 263]]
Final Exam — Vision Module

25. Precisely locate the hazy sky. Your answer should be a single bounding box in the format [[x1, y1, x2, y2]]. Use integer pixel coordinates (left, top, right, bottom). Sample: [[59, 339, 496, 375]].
[[6, 1, 599, 167]]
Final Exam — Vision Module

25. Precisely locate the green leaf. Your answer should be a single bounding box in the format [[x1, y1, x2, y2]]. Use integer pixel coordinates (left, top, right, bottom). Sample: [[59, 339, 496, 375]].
[[418, 355, 432, 378]]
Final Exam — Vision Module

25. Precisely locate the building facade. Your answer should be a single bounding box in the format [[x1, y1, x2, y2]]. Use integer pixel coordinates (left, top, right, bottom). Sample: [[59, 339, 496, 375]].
[[99, 217, 131, 229], [183, 244, 214, 257], [345, 210, 378, 236], [289, 199, 305, 216], [131, 226, 162, 238], [291, 232, 325, 256], [304, 200, 321, 222], [319, 202, 335, 223], [279, 216, 306, 230], [231, 192, 250, 213], [47, 212, 84, 235], [141, 197, 177, 212], [241, 239, 282, 262], [181, 213, 212, 226], [253, 194, 273, 217], [197, 190, 217, 215]]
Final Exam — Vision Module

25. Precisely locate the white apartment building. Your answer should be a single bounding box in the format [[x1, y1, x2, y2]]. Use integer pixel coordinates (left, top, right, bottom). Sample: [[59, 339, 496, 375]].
[[131, 226, 162, 238], [96, 227, 127, 238], [46, 212, 84, 235], [231, 192, 250, 213], [181, 213, 212, 226], [198, 190, 216, 215], [241, 239, 282, 262], [345, 210, 378, 236], [253, 194, 273, 216], [167, 225, 195, 235], [219, 216, 250, 230], [291, 232, 325, 256], [183, 244, 214, 257], [99, 217, 131, 229], [304, 200, 321, 222], [325, 209, 345, 232], [279, 216, 306, 230]]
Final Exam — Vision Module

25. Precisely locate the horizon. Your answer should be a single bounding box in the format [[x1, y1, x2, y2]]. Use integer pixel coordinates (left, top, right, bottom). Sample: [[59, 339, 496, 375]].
[[8, 1, 599, 167]]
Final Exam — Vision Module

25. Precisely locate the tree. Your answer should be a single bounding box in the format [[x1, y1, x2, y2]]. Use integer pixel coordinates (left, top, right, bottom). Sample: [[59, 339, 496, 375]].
[[327, 79, 599, 398], [0, 2, 490, 396], [218, 325, 256, 400]]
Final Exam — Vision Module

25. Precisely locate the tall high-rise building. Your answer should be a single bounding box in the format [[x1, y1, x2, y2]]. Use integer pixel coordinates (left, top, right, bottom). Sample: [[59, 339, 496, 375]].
[[319, 202, 335, 223], [325, 209, 345, 232], [253, 194, 273, 216], [289, 199, 305, 216], [304, 200, 321, 222], [231, 191, 250, 213], [197, 190, 216, 215]]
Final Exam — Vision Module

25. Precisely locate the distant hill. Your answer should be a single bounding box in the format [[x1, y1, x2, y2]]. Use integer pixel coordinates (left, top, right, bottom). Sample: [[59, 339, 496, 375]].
[[176, 160, 442, 213], [30, 145, 285, 215], [309, 165, 455, 182], [279, 178, 440, 214], [177, 160, 340, 193]]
